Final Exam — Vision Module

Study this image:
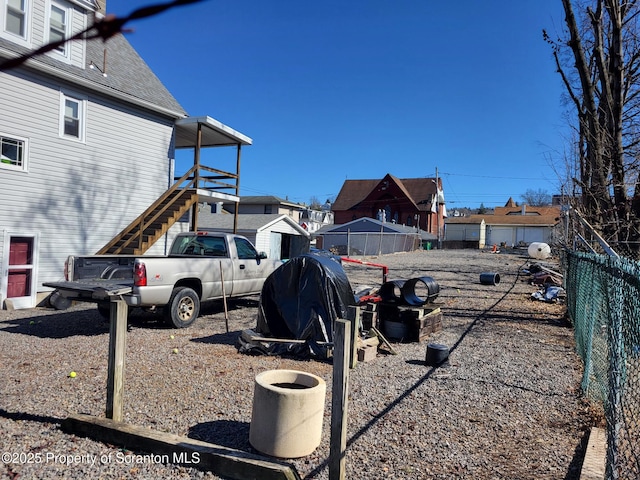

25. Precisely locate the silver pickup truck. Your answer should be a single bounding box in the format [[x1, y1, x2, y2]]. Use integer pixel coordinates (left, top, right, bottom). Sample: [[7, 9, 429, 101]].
[[46, 232, 281, 328]]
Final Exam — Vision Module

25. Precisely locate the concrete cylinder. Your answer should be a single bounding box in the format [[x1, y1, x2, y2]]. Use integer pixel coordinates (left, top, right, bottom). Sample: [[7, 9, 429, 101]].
[[249, 369, 326, 458]]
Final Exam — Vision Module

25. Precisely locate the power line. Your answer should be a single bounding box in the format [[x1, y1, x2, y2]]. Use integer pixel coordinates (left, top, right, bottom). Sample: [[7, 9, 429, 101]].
[[440, 171, 548, 181]]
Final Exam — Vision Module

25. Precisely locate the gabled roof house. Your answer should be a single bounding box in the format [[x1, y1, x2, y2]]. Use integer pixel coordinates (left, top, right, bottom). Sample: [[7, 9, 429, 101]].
[[332, 173, 446, 239], [0, 1, 249, 308], [222, 196, 306, 222], [444, 198, 562, 248]]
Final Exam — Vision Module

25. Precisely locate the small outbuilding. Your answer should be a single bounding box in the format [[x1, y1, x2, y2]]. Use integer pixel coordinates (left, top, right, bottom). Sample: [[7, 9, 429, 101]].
[[444, 217, 486, 248], [197, 212, 310, 261], [314, 217, 430, 255]]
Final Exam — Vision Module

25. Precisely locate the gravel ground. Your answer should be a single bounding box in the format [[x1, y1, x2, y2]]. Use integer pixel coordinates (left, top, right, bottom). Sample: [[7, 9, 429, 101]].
[[0, 248, 600, 479]]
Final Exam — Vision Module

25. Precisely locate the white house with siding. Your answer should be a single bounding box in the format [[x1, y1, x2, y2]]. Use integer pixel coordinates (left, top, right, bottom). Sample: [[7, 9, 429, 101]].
[[0, 1, 248, 308]]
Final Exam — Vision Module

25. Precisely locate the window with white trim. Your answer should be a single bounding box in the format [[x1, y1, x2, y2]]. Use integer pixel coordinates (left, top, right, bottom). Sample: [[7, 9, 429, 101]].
[[60, 93, 85, 142], [48, 1, 69, 56], [0, 134, 28, 171], [5, 0, 28, 39]]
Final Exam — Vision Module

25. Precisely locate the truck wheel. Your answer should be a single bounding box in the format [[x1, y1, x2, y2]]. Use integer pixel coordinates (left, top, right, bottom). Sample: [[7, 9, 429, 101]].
[[164, 287, 200, 328]]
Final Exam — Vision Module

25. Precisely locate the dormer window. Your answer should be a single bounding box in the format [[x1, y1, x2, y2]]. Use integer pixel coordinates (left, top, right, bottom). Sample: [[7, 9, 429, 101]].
[[50, 4, 66, 48], [48, 0, 70, 58], [5, 0, 27, 38]]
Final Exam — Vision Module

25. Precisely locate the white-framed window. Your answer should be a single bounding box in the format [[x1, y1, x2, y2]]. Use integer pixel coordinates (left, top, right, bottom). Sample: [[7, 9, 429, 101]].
[[0, 133, 28, 171], [59, 92, 86, 142], [48, 1, 70, 57], [3, 0, 30, 45]]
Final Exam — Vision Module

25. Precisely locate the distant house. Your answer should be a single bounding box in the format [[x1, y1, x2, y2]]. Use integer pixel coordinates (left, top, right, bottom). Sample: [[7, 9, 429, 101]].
[[300, 204, 334, 235], [331, 173, 446, 240], [0, 3, 248, 308], [222, 196, 306, 223], [198, 212, 310, 261], [444, 198, 562, 248]]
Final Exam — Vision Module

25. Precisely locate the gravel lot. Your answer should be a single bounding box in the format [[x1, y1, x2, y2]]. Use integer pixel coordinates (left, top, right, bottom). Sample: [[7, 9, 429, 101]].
[[1, 248, 600, 479]]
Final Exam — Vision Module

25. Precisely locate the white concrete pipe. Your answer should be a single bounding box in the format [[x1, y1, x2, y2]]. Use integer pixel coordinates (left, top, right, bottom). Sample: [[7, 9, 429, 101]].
[[249, 369, 326, 458]]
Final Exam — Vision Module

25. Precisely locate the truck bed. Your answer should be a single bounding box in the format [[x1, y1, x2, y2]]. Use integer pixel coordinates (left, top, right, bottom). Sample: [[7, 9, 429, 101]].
[[44, 279, 133, 301]]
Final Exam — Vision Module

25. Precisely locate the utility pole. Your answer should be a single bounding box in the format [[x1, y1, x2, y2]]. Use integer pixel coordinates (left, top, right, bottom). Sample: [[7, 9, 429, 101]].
[[435, 167, 440, 249]]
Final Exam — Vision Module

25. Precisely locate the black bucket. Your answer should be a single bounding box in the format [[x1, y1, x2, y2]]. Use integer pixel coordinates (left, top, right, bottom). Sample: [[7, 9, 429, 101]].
[[425, 343, 449, 366], [479, 272, 500, 285], [401, 276, 440, 306], [378, 280, 406, 303]]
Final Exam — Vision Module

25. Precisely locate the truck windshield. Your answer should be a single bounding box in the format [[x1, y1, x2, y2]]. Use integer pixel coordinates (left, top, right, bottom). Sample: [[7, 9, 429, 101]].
[[171, 236, 228, 257]]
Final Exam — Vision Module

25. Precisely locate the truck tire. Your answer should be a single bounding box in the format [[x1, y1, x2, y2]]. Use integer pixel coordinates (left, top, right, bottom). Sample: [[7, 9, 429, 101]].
[[164, 287, 200, 328]]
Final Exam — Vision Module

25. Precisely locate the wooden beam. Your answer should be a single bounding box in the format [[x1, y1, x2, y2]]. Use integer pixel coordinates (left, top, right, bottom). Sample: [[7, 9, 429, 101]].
[[580, 427, 606, 480], [329, 319, 350, 480], [61, 413, 301, 480], [349, 307, 360, 369], [106, 299, 127, 421], [370, 326, 397, 355]]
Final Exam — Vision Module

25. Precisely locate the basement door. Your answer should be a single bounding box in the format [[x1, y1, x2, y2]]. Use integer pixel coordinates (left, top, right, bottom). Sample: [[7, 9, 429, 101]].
[[2, 232, 40, 309]]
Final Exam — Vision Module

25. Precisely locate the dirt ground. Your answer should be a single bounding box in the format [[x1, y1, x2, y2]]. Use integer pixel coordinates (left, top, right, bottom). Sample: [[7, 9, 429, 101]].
[[0, 247, 602, 479]]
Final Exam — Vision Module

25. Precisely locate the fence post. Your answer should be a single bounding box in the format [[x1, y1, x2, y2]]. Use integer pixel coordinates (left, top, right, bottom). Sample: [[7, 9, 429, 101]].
[[106, 298, 128, 421], [330, 319, 350, 480], [605, 258, 624, 479]]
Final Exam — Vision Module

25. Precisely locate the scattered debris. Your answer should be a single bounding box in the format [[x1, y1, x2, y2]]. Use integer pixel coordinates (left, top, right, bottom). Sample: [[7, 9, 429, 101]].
[[531, 285, 566, 303]]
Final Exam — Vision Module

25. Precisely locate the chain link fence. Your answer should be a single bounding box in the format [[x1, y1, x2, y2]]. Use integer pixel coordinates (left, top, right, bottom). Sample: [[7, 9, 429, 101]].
[[562, 250, 640, 478], [318, 231, 422, 256]]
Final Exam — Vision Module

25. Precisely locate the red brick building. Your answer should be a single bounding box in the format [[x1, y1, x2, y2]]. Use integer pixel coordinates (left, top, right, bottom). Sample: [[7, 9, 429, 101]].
[[331, 173, 445, 238]]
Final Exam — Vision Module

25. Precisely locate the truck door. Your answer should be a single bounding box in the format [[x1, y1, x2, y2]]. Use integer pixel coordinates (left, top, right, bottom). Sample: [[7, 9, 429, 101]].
[[232, 237, 270, 295]]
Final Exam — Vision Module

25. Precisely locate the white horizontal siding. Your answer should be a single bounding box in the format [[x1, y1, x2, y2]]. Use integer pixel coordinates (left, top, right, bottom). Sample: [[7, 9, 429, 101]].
[[0, 69, 176, 291], [265, 221, 301, 236], [68, 2, 86, 67], [254, 232, 270, 255], [31, 1, 46, 47]]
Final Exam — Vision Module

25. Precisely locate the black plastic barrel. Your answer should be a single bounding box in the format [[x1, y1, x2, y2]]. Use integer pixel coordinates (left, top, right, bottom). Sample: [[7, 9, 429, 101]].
[[479, 272, 500, 285], [378, 280, 406, 303], [400, 276, 440, 306], [425, 343, 449, 366]]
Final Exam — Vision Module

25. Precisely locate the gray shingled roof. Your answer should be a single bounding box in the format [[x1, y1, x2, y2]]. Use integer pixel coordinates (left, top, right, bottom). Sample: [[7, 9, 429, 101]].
[[0, 30, 186, 117], [238, 196, 305, 208], [198, 213, 282, 231]]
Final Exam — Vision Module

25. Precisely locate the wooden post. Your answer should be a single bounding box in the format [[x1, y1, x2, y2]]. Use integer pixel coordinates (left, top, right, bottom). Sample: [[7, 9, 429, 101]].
[[329, 319, 350, 480], [220, 261, 229, 333], [349, 307, 360, 369], [106, 298, 128, 421]]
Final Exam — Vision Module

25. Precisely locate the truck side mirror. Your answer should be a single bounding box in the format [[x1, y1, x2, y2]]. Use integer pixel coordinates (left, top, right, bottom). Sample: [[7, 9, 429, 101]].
[[258, 252, 268, 259]]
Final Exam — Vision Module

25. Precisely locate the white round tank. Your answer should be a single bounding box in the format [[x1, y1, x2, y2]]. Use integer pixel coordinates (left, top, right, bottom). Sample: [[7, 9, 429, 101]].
[[528, 242, 551, 259]]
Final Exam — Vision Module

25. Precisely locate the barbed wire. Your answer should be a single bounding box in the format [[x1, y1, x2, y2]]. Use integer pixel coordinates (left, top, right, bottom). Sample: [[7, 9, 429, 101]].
[[0, 0, 209, 72]]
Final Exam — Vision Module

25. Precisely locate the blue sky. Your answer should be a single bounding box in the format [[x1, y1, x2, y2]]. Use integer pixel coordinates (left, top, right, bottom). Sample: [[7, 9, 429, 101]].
[[106, 0, 568, 209]]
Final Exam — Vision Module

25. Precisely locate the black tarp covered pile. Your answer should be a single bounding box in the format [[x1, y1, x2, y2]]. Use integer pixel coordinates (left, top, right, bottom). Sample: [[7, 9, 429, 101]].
[[237, 253, 357, 358]]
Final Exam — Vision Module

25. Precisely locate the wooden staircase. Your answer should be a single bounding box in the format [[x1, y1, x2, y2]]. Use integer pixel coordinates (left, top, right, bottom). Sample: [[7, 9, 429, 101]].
[[96, 169, 200, 255]]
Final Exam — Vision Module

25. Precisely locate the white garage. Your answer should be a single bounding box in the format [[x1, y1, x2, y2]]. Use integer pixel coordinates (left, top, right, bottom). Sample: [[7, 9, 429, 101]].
[[198, 213, 310, 261]]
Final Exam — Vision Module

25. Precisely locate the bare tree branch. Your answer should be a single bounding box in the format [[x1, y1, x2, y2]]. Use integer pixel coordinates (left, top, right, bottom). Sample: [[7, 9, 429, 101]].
[[0, 0, 209, 71]]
